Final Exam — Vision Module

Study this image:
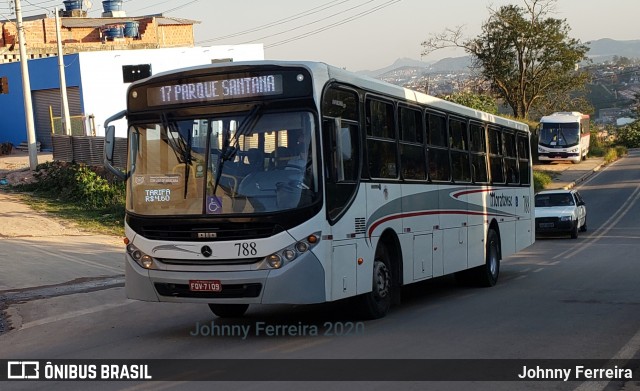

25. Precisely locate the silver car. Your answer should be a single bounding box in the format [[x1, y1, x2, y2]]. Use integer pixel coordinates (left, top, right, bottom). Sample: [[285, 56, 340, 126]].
[[535, 189, 587, 239]]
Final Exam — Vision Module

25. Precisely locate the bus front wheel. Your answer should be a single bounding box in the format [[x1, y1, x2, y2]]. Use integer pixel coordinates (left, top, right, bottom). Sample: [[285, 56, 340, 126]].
[[358, 245, 393, 319], [208, 304, 249, 318]]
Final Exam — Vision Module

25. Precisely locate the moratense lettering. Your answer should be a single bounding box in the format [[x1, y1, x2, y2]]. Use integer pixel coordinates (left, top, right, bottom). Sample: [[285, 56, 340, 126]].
[[489, 192, 513, 208]]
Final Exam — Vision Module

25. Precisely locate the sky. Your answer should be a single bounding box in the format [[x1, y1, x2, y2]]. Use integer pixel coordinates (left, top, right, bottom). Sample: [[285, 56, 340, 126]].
[[13, 0, 640, 71]]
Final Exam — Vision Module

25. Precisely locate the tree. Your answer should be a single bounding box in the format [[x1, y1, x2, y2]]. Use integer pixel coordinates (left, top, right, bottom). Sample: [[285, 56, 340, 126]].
[[617, 121, 640, 148], [440, 92, 498, 114], [421, 0, 590, 119]]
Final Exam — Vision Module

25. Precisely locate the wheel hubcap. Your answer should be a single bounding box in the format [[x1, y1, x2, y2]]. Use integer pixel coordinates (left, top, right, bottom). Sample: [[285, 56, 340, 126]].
[[488, 241, 498, 277]]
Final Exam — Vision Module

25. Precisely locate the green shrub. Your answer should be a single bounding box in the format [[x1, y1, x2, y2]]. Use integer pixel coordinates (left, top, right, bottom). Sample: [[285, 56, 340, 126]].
[[603, 148, 618, 164], [588, 144, 606, 157], [588, 130, 607, 157], [615, 145, 628, 157], [533, 171, 552, 193], [17, 161, 125, 213], [617, 121, 640, 148]]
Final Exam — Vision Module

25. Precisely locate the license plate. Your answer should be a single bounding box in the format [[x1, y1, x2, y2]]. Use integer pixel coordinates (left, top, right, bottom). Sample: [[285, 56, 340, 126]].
[[189, 280, 222, 292], [539, 223, 554, 228]]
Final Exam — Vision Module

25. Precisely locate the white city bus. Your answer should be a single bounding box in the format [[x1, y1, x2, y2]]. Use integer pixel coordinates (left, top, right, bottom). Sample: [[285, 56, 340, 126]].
[[538, 111, 590, 164], [104, 61, 535, 319]]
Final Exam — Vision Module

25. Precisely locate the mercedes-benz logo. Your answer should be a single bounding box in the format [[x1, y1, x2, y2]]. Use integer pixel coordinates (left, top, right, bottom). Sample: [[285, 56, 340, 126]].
[[201, 246, 213, 257]]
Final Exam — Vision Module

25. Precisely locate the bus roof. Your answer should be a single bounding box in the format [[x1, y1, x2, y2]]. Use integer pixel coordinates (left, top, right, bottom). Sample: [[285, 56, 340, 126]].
[[134, 59, 529, 133], [540, 111, 589, 123]]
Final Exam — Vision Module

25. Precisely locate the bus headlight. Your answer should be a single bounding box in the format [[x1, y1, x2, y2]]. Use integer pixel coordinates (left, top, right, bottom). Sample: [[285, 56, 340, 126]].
[[263, 232, 320, 269], [267, 254, 283, 269], [560, 216, 571, 221], [126, 243, 157, 269]]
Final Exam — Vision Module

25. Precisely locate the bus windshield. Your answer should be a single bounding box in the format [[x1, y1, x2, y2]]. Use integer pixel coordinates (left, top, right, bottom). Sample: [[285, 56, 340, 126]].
[[538, 122, 580, 147], [126, 111, 319, 216]]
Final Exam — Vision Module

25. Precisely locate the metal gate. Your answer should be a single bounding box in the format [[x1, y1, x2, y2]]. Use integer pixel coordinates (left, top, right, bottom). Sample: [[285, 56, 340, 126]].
[[32, 88, 82, 151]]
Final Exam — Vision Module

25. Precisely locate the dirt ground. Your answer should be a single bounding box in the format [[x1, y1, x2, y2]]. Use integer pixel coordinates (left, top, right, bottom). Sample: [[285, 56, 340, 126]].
[[0, 151, 54, 186], [0, 150, 86, 238]]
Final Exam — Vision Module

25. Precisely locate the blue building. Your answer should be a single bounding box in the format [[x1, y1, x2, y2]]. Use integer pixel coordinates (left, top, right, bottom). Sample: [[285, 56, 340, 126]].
[[0, 45, 264, 151]]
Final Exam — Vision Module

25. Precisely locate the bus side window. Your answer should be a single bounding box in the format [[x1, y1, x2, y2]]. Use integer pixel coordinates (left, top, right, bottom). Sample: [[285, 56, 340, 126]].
[[426, 112, 450, 182], [517, 133, 531, 185], [503, 130, 519, 184], [366, 98, 397, 179], [488, 126, 505, 184], [399, 106, 426, 180]]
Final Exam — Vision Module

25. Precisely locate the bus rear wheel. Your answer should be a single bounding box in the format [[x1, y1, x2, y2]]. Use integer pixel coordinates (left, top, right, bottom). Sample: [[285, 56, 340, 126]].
[[208, 304, 249, 318], [358, 245, 392, 319]]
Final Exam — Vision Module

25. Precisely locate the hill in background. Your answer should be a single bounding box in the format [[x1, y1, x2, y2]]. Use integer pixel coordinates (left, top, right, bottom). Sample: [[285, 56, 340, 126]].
[[359, 39, 640, 77]]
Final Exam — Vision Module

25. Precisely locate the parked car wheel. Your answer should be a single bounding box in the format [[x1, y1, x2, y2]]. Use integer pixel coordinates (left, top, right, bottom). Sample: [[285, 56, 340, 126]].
[[570, 220, 579, 239]]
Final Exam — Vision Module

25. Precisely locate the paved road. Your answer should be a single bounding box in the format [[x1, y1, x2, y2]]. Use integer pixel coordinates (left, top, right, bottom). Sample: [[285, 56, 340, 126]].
[[0, 152, 638, 391]]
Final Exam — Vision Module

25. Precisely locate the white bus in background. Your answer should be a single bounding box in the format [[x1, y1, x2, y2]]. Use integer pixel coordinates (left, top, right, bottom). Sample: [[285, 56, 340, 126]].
[[104, 61, 535, 320], [537, 112, 590, 164]]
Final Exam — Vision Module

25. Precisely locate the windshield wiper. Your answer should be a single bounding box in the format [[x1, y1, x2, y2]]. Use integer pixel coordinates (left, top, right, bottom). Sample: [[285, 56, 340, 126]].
[[211, 105, 262, 201], [162, 114, 193, 199]]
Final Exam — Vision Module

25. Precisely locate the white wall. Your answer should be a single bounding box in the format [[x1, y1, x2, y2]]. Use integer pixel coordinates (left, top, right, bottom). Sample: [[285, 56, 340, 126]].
[[78, 44, 264, 137]]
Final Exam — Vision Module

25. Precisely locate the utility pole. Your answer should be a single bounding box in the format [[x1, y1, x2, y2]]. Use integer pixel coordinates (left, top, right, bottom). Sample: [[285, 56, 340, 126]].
[[15, 0, 38, 170], [55, 7, 72, 135]]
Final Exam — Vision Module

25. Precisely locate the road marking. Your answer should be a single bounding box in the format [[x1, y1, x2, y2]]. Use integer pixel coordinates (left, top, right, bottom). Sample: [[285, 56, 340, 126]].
[[19, 300, 133, 330], [553, 178, 640, 261], [532, 268, 545, 273], [574, 326, 640, 391], [562, 182, 640, 260]]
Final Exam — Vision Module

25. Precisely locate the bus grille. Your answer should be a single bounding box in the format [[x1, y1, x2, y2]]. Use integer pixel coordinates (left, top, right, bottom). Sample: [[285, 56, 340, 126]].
[[140, 223, 283, 242], [159, 258, 261, 266]]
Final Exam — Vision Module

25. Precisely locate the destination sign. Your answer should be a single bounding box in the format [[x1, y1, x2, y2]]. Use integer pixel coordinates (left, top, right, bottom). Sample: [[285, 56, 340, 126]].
[[146, 74, 283, 107]]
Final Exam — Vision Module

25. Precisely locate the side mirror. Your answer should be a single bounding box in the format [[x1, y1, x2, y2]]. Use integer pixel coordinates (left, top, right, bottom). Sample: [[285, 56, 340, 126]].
[[105, 125, 116, 162], [103, 110, 127, 180]]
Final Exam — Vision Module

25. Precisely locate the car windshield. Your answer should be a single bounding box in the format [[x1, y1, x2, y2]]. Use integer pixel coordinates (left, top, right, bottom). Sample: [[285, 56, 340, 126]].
[[125, 111, 319, 216], [535, 193, 575, 207]]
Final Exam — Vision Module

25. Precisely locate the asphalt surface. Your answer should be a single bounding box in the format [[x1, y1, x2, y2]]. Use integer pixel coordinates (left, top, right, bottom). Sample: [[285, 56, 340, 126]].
[[0, 152, 637, 391], [0, 152, 605, 293]]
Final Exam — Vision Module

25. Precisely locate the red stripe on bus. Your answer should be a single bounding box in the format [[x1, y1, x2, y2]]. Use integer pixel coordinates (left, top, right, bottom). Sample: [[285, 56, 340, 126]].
[[367, 210, 514, 238]]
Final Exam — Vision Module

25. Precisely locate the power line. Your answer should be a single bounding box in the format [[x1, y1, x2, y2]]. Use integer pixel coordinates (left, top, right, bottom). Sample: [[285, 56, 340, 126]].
[[235, 0, 379, 45], [198, 0, 351, 44], [265, 0, 401, 49], [162, 0, 200, 14]]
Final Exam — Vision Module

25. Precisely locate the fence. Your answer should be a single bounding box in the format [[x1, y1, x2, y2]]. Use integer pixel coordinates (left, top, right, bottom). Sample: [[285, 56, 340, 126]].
[[52, 135, 127, 169], [50, 107, 96, 137]]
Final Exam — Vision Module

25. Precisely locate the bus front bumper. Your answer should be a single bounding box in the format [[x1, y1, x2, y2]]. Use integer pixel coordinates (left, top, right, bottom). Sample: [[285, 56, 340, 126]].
[[538, 152, 580, 163], [125, 252, 326, 305]]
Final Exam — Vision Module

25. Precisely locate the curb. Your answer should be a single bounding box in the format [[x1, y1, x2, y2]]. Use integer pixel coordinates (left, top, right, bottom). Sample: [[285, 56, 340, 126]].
[[562, 162, 605, 190]]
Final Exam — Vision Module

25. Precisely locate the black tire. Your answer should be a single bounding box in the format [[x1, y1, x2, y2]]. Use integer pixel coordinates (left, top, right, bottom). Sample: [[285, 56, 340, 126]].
[[471, 229, 500, 287], [580, 217, 587, 232], [208, 304, 249, 318], [570, 220, 579, 239], [358, 244, 393, 319]]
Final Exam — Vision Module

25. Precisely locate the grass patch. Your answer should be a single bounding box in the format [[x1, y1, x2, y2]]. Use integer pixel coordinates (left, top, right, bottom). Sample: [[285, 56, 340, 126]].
[[10, 161, 125, 237], [533, 170, 553, 193], [17, 193, 125, 236]]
